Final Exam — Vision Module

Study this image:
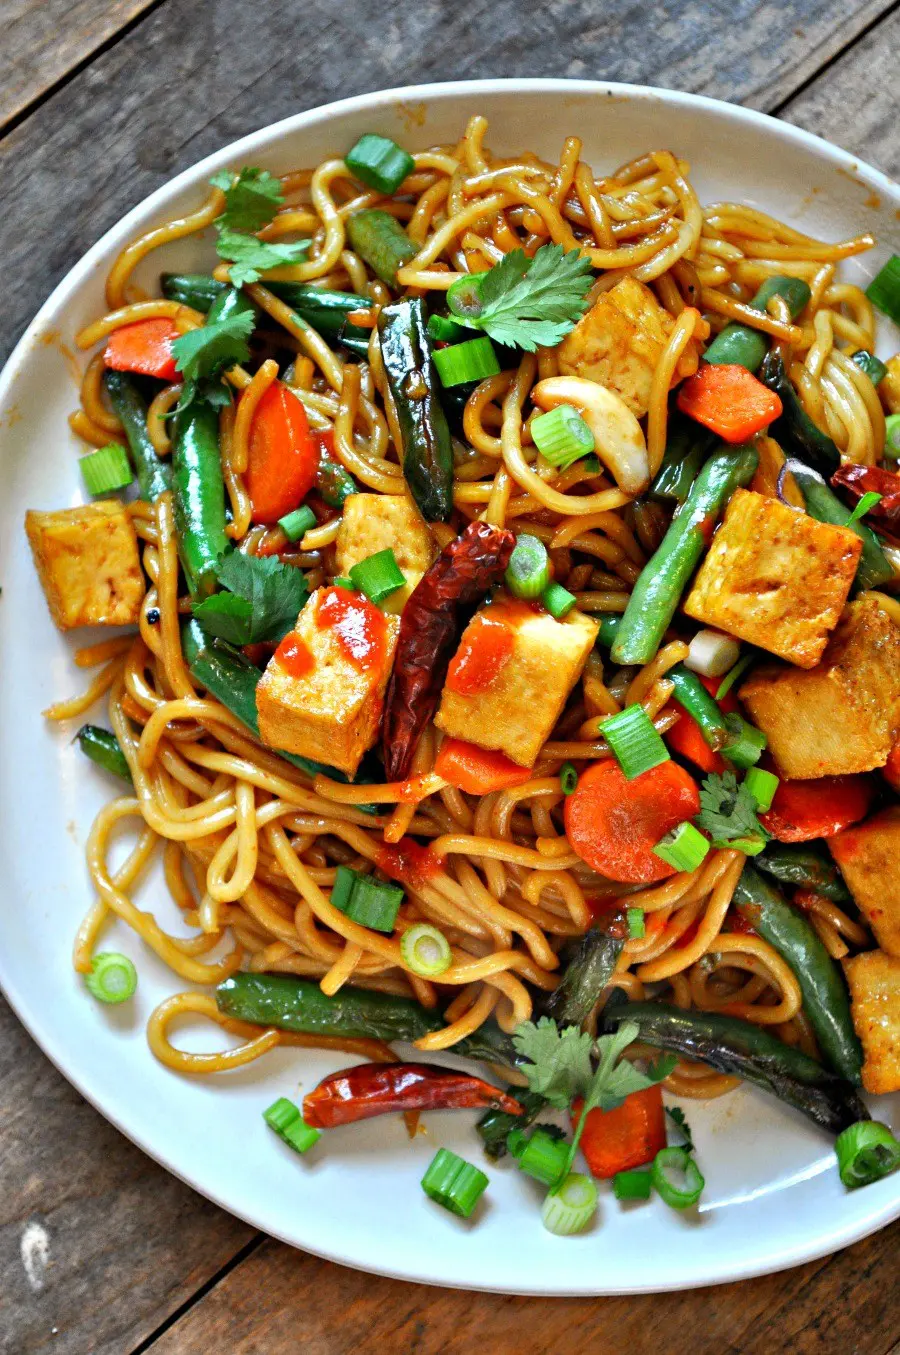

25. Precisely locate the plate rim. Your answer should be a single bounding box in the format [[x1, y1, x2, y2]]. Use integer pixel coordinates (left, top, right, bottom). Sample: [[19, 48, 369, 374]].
[[2, 76, 899, 1296]]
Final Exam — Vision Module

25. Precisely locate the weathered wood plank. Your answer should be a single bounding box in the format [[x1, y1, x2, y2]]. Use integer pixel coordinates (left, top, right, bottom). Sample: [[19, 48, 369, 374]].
[[0, 0, 896, 369], [0, 996, 254, 1355], [779, 5, 900, 180], [0, 0, 159, 130], [144, 1220, 900, 1355]]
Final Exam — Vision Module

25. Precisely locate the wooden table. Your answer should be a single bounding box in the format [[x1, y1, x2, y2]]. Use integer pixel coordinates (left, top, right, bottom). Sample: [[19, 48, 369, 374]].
[[2, 4, 899, 1350]]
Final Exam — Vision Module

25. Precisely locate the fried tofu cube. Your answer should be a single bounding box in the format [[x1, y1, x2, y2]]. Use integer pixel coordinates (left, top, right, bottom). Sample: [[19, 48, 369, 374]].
[[684, 489, 861, 668], [434, 600, 598, 767], [829, 809, 900, 957], [557, 277, 703, 417], [25, 502, 144, 631], [739, 596, 900, 779], [334, 494, 435, 612], [256, 587, 399, 776], [843, 950, 900, 1094]]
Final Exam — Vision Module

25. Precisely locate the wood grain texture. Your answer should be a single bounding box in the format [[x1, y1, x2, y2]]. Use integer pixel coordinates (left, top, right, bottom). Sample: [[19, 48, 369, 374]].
[[0, 0, 159, 129], [0, 0, 896, 369], [145, 1220, 900, 1355], [0, 995, 254, 1355]]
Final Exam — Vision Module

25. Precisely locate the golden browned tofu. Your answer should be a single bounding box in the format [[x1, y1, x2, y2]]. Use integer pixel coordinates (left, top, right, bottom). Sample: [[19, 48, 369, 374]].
[[843, 950, 900, 1094], [881, 353, 900, 416], [25, 502, 144, 631], [434, 600, 598, 766], [739, 597, 900, 779], [256, 587, 399, 775], [334, 494, 435, 613], [829, 809, 900, 957], [557, 277, 702, 417], [684, 489, 861, 668]]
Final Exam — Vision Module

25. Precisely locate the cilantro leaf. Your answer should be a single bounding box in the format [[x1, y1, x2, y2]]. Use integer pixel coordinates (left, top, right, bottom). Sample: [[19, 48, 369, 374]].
[[210, 167, 284, 233], [666, 1106, 695, 1153], [172, 309, 255, 414], [193, 552, 308, 647], [696, 771, 768, 847], [512, 1017, 593, 1108], [215, 226, 311, 288], [448, 244, 594, 353]]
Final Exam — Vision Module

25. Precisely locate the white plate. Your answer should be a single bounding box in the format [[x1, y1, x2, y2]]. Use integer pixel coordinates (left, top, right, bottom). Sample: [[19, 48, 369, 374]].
[[1, 79, 898, 1296]]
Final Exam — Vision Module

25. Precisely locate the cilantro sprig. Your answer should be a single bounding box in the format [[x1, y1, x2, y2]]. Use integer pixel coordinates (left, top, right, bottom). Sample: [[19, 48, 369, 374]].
[[215, 226, 310, 289], [695, 771, 769, 849], [447, 243, 593, 352], [171, 309, 255, 415], [209, 165, 310, 287], [513, 1016, 675, 1183], [192, 552, 308, 647]]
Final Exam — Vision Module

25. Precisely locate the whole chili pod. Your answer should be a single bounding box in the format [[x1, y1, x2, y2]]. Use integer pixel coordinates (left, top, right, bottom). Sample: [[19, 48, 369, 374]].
[[832, 463, 900, 545], [302, 1062, 523, 1128], [382, 521, 515, 779]]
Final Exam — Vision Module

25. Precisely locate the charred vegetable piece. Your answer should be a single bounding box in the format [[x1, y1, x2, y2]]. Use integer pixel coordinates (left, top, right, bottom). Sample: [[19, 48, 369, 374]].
[[382, 521, 515, 779], [611, 444, 758, 665], [103, 370, 172, 502], [347, 210, 417, 286], [302, 1062, 523, 1128], [832, 463, 900, 547], [476, 1089, 548, 1161], [537, 928, 624, 1027], [215, 971, 520, 1067], [649, 417, 715, 504], [314, 430, 358, 506], [784, 459, 892, 591], [755, 843, 852, 905], [733, 864, 863, 1084], [602, 1001, 869, 1136], [377, 298, 454, 522], [758, 351, 840, 477]]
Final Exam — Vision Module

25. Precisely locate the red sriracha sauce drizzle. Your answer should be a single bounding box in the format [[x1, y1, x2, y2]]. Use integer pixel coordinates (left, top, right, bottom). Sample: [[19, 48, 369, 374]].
[[316, 586, 387, 675], [446, 610, 516, 696], [273, 632, 315, 678], [376, 837, 442, 889]]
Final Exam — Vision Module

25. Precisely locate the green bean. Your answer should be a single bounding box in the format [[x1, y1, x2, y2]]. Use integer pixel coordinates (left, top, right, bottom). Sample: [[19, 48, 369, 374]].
[[704, 276, 811, 372], [850, 350, 888, 387], [667, 664, 730, 750], [171, 402, 228, 600], [102, 371, 172, 502], [650, 417, 714, 503], [347, 210, 417, 286], [602, 1001, 868, 1137], [755, 844, 852, 906], [316, 453, 358, 507], [160, 273, 226, 311], [785, 458, 892, 591], [216, 972, 519, 1066], [758, 351, 840, 477], [537, 928, 623, 1027], [595, 615, 622, 649], [377, 298, 454, 522], [611, 444, 758, 666], [733, 864, 862, 1084], [77, 725, 132, 783]]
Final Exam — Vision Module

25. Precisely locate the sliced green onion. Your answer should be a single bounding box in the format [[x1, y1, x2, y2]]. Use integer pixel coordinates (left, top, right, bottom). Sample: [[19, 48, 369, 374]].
[[84, 952, 137, 1004], [505, 534, 550, 600], [885, 414, 900, 460], [348, 547, 406, 604], [865, 254, 900, 325], [77, 724, 132, 783], [541, 581, 577, 620], [835, 1120, 900, 1189], [446, 274, 485, 322], [601, 704, 670, 780], [80, 443, 132, 495], [653, 821, 710, 872], [421, 1148, 488, 1218], [560, 762, 579, 795], [332, 576, 355, 590], [724, 835, 767, 856], [263, 1097, 321, 1154], [432, 337, 500, 388], [508, 1126, 569, 1188], [278, 504, 316, 541], [596, 614, 622, 648], [427, 313, 470, 344], [331, 865, 404, 932], [715, 652, 754, 700], [541, 1172, 598, 1235], [722, 713, 767, 769], [581, 454, 601, 475], [400, 923, 452, 977], [626, 906, 646, 939], [330, 864, 356, 911], [651, 1145, 705, 1209], [851, 350, 888, 387], [345, 133, 414, 194], [744, 766, 779, 813], [530, 404, 595, 469], [613, 1168, 653, 1201], [684, 629, 740, 679], [847, 491, 883, 526]]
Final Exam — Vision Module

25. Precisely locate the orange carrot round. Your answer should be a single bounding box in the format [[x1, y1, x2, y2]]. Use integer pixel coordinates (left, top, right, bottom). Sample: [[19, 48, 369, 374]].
[[761, 773, 875, 842], [245, 381, 317, 524]]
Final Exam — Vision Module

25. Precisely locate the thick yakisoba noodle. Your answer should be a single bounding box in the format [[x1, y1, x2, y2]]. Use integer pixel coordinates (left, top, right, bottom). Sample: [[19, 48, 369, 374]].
[[61, 114, 879, 1084]]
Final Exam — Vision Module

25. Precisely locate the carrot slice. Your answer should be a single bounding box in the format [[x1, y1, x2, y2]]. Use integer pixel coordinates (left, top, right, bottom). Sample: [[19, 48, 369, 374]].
[[564, 758, 701, 884], [665, 673, 737, 774], [677, 363, 782, 443], [760, 774, 875, 842], [246, 381, 318, 524], [104, 319, 179, 380], [571, 1084, 667, 1179], [434, 737, 532, 795]]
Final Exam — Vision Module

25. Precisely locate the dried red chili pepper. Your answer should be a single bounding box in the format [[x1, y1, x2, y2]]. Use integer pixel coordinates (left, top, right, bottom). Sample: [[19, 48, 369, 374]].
[[382, 521, 515, 779], [302, 1062, 523, 1128], [832, 464, 900, 544]]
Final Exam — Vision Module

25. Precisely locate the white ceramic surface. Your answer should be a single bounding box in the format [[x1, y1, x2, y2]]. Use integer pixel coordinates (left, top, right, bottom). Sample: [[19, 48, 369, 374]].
[[1, 80, 899, 1296]]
